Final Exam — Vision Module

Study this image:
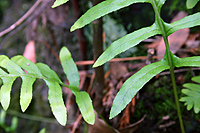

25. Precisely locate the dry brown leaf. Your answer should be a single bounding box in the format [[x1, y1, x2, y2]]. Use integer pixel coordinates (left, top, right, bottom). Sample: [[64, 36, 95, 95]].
[[157, 11, 189, 59], [103, 82, 116, 110], [131, 96, 136, 113], [110, 62, 128, 80], [119, 96, 136, 129], [186, 33, 200, 48], [116, 80, 123, 91], [119, 103, 131, 129], [23, 40, 36, 63], [88, 112, 119, 133]]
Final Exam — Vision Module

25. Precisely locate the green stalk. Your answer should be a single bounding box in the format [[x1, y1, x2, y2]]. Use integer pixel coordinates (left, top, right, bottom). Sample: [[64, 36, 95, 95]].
[[151, 1, 185, 132], [163, 37, 185, 133]]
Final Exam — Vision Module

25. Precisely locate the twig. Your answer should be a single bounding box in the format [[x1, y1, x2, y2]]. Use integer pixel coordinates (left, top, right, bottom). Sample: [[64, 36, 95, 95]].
[[71, 114, 82, 133], [40, 40, 60, 62], [87, 72, 95, 93], [159, 121, 176, 129], [0, 0, 42, 37], [119, 114, 146, 131], [75, 56, 161, 66], [0, 0, 52, 49]]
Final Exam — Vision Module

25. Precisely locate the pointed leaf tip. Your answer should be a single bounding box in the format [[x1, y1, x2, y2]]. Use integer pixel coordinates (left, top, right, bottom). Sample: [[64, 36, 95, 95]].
[[92, 63, 99, 68], [52, 0, 69, 8], [70, 26, 76, 32], [186, 0, 199, 9]]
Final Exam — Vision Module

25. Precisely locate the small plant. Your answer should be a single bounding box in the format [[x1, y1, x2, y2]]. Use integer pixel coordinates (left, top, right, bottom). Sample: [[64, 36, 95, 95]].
[[69, 0, 200, 132], [0, 110, 18, 132], [180, 76, 200, 114], [0, 47, 95, 126], [186, 0, 199, 9]]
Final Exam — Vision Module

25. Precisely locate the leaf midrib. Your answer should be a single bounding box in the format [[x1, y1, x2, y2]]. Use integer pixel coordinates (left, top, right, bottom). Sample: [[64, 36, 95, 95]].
[[95, 26, 159, 67], [111, 63, 168, 117]]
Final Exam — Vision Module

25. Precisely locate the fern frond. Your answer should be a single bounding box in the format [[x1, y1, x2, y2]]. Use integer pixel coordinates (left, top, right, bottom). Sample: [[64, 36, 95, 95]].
[[0, 46, 95, 126], [0, 55, 67, 126]]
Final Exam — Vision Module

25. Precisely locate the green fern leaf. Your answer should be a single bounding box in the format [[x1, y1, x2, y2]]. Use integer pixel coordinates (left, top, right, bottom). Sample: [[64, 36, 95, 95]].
[[11, 55, 42, 76], [60, 47, 80, 91], [109, 58, 170, 119], [180, 76, 200, 114], [93, 23, 161, 67], [20, 76, 36, 112], [45, 80, 67, 126], [186, 0, 199, 9], [0, 55, 26, 110], [52, 0, 69, 8], [11, 56, 42, 112], [0, 55, 67, 125], [192, 76, 200, 83], [75, 91, 95, 125], [71, 0, 150, 32], [0, 55, 25, 74], [0, 68, 17, 110], [60, 46, 95, 125], [0, 50, 95, 126], [174, 56, 200, 68], [36, 63, 67, 125], [36, 63, 62, 83], [166, 12, 200, 36]]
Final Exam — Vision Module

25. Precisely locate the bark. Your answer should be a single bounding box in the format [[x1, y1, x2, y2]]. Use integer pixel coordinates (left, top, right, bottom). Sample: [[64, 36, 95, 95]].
[[93, 0, 104, 111]]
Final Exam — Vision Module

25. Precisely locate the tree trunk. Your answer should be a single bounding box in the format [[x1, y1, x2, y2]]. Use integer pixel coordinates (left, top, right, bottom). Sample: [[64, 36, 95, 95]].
[[71, 0, 87, 69], [93, 0, 104, 112]]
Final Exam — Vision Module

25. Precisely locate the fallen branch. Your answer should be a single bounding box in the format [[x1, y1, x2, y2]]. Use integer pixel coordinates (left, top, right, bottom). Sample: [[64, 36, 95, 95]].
[[0, 0, 52, 49], [0, 0, 42, 37]]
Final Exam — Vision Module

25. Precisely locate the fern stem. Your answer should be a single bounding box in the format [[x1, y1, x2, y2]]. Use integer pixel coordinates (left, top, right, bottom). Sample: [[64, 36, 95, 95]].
[[151, 0, 185, 132], [5, 109, 59, 124], [170, 67, 185, 132], [163, 37, 185, 133]]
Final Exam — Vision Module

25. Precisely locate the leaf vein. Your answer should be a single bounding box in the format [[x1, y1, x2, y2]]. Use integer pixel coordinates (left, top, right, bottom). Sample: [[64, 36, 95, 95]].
[[5, 60, 22, 74]]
